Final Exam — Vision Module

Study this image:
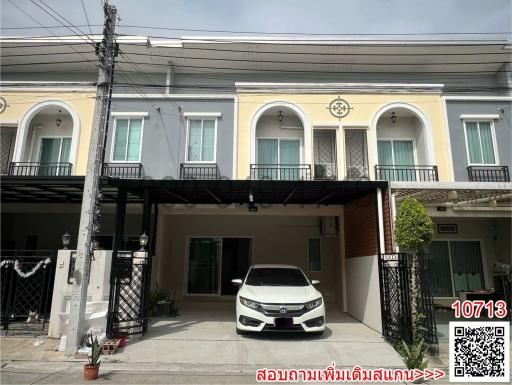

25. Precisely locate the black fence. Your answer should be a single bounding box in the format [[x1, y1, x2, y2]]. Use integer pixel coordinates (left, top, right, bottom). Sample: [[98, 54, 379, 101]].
[[107, 251, 151, 338], [102, 163, 143, 179], [250, 164, 312, 180], [0, 250, 56, 335], [467, 165, 510, 182], [180, 163, 220, 179], [375, 165, 439, 182], [8, 162, 73, 176], [378, 253, 438, 347]]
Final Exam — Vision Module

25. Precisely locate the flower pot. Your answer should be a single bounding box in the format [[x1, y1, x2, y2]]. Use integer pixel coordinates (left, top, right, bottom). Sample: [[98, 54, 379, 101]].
[[84, 363, 100, 381], [118, 334, 128, 348]]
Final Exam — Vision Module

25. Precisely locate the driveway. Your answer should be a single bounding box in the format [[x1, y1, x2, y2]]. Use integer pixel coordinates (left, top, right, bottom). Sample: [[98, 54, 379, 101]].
[[112, 302, 404, 369]]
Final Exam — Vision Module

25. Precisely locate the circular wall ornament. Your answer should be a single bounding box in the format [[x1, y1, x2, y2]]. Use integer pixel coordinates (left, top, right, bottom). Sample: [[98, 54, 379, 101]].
[[327, 97, 352, 120], [0, 97, 7, 114]]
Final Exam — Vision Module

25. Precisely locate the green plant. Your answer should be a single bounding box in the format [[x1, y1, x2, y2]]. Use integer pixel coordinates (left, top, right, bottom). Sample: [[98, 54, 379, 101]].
[[393, 197, 434, 252], [87, 333, 102, 366], [149, 289, 169, 308], [399, 339, 428, 370]]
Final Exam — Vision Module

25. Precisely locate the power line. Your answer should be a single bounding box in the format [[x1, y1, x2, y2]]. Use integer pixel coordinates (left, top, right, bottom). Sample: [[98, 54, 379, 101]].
[[80, 0, 94, 36]]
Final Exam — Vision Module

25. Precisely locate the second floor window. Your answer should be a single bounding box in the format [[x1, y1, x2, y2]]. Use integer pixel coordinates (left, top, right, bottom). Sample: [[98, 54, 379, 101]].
[[464, 121, 497, 165], [377, 139, 415, 166], [112, 118, 143, 162], [187, 119, 216, 162]]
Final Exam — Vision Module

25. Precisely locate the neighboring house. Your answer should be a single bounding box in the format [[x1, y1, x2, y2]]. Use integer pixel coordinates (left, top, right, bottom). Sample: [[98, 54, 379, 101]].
[[0, 36, 510, 341]]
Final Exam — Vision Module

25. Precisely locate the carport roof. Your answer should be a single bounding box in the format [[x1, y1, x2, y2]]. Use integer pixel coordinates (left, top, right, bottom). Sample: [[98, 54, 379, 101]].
[[0, 176, 387, 205]]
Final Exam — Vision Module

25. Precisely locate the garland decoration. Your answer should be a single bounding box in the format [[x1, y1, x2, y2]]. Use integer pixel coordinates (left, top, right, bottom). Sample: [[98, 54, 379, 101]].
[[0, 258, 51, 278]]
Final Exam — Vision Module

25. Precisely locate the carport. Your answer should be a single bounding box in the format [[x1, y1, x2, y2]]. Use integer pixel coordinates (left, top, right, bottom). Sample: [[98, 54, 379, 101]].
[[112, 303, 404, 368]]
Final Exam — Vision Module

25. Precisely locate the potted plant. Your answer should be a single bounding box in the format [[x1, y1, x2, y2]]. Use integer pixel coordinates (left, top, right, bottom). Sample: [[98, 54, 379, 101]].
[[83, 334, 102, 381]]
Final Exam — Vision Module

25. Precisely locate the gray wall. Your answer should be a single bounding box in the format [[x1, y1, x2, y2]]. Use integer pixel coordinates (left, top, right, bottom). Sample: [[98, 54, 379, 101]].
[[446, 101, 512, 181], [107, 99, 235, 179]]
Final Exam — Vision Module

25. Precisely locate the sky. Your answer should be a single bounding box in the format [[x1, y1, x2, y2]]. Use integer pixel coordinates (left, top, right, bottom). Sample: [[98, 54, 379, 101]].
[[1, 0, 511, 40]]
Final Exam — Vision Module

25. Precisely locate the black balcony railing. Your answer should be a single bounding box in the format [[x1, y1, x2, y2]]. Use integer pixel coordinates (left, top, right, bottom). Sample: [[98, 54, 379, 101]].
[[102, 163, 143, 179], [180, 163, 220, 179], [8, 162, 73, 176], [374, 165, 439, 182], [250, 164, 312, 180], [467, 165, 510, 182]]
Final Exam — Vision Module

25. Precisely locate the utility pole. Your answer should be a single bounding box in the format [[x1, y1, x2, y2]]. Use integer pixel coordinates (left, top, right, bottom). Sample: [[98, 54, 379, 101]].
[[65, 2, 117, 355]]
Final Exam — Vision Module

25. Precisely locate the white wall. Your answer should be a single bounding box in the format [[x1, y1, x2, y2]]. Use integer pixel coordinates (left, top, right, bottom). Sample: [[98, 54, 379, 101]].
[[345, 255, 382, 333], [256, 115, 304, 139], [48, 249, 112, 338]]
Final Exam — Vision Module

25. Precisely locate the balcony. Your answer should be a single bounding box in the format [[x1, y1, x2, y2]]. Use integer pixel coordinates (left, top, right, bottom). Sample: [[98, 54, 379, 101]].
[[180, 163, 220, 180], [8, 162, 73, 176], [102, 163, 143, 179], [374, 165, 439, 182], [250, 164, 312, 180], [467, 166, 510, 182]]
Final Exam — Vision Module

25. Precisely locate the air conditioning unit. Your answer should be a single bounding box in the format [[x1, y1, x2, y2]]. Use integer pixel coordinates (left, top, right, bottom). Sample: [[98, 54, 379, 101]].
[[320, 216, 339, 236]]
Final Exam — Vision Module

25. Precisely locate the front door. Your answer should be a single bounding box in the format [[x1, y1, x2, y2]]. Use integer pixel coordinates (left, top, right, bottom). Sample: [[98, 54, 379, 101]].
[[187, 237, 251, 295]]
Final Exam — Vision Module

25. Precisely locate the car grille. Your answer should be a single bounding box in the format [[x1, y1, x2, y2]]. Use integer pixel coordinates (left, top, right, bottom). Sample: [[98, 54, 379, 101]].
[[259, 303, 307, 317]]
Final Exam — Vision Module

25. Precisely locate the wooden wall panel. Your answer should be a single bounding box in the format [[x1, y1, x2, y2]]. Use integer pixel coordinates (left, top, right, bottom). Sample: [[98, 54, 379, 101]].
[[344, 193, 378, 258]]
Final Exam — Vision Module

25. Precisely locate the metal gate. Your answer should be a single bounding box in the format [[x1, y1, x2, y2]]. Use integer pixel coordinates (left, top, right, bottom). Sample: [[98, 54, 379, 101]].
[[378, 253, 438, 346], [313, 130, 337, 180], [0, 251, 56, 334], [106, 251, 151, 338], [344, 129, 369, 180]]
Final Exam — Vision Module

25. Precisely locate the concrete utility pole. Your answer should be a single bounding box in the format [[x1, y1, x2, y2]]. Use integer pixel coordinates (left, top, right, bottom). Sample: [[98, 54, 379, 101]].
[[65, 2, 117, 355]]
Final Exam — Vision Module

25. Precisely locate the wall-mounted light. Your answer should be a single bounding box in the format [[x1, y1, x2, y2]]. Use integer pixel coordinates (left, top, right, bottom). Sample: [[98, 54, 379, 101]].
[[62, 231, 71, 250], [277, 110, 283, 122], [390, 111, 397, 124], [248, 192, 258, 212], [139, 232, 149, 251], [55, 109, 62, 127]]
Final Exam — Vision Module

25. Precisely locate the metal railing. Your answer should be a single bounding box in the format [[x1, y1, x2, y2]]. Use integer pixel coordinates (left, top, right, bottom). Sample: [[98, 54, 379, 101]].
[[314, 163, 337, 180], [8, 162, 73, 176], [102, 163, 143, 179], [250, 164, 312, 181], [374, 165, 439, 182], [467, 165, 510, 182], [180, 163, 220, 179]]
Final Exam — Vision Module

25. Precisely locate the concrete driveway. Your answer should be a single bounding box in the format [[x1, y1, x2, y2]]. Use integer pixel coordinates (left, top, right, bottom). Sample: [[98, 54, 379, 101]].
[[113, 302, 404, 369]]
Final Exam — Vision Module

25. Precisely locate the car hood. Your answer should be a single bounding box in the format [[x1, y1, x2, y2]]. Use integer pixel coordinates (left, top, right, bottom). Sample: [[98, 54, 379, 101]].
[[239, 284, 321, 303]]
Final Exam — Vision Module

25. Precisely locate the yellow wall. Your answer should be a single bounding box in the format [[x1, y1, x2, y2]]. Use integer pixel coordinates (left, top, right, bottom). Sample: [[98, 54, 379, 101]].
[[236, 92, 451, 181], [0, 91, 96, 175]]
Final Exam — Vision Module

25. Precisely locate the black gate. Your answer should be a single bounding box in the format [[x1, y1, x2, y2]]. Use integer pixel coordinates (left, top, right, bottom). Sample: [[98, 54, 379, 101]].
[[0, 251, 56, 334], [106, 251, 151, 338], [378, 253, 438, 346]]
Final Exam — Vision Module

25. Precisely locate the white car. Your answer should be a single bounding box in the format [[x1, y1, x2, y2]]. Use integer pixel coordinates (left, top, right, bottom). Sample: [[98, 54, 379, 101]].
[[232, 264, 325, 334]]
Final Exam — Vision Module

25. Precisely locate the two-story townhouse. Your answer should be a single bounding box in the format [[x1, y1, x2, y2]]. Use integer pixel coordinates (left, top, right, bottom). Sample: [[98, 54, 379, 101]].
[[1, 36, 510, 342]]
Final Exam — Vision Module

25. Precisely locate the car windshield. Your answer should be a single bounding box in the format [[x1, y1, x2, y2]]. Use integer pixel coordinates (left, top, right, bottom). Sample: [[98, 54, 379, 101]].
[[245, 267, 309, 287]]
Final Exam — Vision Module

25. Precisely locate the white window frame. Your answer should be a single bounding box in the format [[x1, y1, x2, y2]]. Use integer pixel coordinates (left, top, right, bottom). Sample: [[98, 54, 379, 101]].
[[185, 117, 218, 163], [110, 116, 145, 163], [308, 237, 322, 272], [36, 135, 73, 164], [256, 137, 304, 165], [463, 120, 499, 166], [376, 138, 418, 166]]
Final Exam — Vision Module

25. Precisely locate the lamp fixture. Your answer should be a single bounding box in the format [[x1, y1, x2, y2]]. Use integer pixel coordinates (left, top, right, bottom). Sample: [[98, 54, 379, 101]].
[[62, 231, 71, 250], [139, 232, 149, 252], [390, 111, 397, 124], [55, 109, 62, 127], [277, 110, 283, 122]]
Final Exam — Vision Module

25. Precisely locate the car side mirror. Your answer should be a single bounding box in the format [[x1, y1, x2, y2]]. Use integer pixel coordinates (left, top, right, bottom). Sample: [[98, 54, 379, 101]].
[[311, 280, 320, 285], [231, 278, 243, 286]]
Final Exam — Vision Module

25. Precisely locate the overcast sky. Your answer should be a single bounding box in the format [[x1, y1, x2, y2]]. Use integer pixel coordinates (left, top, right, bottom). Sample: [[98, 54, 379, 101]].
[[1, 0, 511, 40]]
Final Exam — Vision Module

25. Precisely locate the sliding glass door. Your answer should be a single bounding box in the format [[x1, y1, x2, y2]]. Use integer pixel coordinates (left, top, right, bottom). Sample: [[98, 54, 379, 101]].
[[38, 137, 71, 176], [426, 240, 485, 297], [377, 140, 416, 181], [257, 138, 301, 180], [187, 237, 251, 295]]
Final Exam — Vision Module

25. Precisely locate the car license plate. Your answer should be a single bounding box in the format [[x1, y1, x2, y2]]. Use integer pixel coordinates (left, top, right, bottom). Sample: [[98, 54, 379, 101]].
[[275, 317, 293, 328]]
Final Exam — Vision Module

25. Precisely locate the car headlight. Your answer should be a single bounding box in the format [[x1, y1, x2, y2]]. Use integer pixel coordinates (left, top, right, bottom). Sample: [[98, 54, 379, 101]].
[[305, 297, 323, 310], [239, 296, 260, 310]]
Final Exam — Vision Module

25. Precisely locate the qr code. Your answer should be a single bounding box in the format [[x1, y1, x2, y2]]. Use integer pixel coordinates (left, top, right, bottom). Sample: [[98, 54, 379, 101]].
[[449, 321, 510, 382]]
